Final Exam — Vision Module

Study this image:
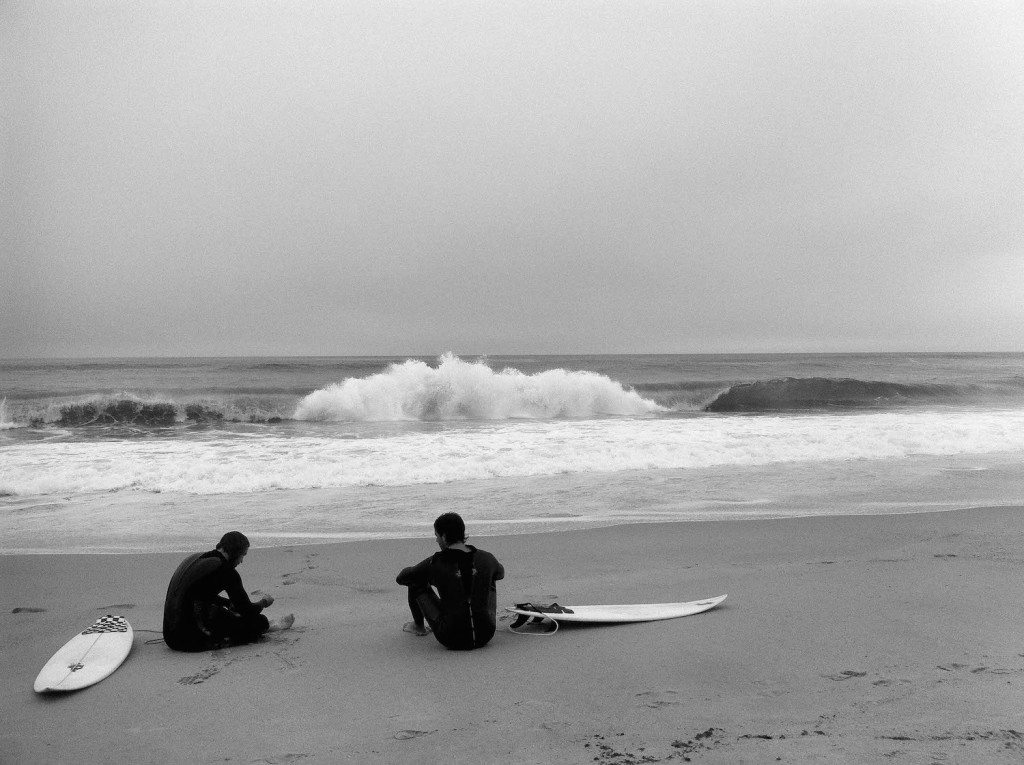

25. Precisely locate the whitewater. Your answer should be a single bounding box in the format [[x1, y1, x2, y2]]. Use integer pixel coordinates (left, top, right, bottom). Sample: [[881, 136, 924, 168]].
[[5, 410, 1024, 496]]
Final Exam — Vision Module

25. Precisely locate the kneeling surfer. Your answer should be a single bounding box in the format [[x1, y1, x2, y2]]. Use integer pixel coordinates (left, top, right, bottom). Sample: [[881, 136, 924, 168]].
[[163, 531, 294, 651]]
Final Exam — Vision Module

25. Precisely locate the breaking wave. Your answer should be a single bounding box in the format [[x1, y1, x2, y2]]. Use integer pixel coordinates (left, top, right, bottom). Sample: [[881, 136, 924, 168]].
[[294, 353, 664, 422], [2, 356, 664, 428], [702, 377, 986, 412], [0, 398, 19, 430], [3, 394, 292, 427], [626, 376, 1022, 412]]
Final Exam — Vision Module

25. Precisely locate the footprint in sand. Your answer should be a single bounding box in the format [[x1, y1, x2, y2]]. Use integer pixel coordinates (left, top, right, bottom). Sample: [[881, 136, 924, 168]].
[[249, 755, 309, 764], [351, 584, 392, 594], [824, 670, 867, 681], [11, 606, 46, 613], [935, 663, 1014, 674], [99, 603, 135, 609], [178, 665, 219, 685], [540, 720, 570, 732], [280, 554, 320, 586], [636, 689, 682, 708], [271, 650, 300, 670], [872, 678, 911, 687], [394, 730, 435, 740]]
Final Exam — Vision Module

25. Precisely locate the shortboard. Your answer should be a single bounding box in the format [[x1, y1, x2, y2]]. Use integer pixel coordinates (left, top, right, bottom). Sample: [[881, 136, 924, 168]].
[[34, 615, 133, 693], [507, 594, 726, 634]]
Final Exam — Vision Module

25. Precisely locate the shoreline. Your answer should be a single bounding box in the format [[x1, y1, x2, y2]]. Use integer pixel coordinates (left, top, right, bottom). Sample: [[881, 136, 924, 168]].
[[3, 507, 1024, 763], [0, 501, 1012, 556]]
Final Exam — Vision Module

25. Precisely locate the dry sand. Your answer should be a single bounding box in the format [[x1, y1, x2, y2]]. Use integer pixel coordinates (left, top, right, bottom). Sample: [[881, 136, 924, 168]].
[[3, 507, 1023, 764]]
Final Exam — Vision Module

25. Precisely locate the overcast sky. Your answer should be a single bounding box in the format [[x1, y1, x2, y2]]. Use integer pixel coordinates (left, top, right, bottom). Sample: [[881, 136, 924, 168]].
[[3, 1, 1023, 358]]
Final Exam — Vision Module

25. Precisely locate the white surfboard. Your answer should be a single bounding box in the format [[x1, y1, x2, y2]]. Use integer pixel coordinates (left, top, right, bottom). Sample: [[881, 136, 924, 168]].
[[507, 594, 727, 628], [34, 615, 133, 693]]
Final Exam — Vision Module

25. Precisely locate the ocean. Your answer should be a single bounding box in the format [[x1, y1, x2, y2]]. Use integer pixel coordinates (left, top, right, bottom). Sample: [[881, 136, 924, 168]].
[[2, 352, 1024, 554]]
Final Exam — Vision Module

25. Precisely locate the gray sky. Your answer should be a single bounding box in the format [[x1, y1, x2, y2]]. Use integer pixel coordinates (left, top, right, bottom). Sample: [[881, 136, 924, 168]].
[[3, 0, 1023, 358]]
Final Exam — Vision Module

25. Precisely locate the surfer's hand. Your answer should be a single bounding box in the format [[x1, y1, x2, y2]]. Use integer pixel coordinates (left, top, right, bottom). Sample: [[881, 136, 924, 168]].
[[260, 594, 275, 608]]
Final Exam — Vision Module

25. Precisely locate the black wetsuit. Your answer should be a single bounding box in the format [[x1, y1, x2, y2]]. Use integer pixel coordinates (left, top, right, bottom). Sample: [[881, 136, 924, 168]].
[[396, 546, 504, 650], [162, 550, 268, 651]]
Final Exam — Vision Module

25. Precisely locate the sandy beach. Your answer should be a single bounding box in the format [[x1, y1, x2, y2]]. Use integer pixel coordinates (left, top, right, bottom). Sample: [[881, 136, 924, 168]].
[[3, 507, 1023, 764]]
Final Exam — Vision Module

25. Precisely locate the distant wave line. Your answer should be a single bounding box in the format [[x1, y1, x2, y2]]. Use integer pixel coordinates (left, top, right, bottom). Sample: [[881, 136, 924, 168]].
[[7, 366, 1024, 427]]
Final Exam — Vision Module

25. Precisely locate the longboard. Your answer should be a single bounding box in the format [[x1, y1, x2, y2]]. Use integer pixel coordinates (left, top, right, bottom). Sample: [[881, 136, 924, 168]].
[[507, 594, 726, 632], [34, 615, 133, 693]]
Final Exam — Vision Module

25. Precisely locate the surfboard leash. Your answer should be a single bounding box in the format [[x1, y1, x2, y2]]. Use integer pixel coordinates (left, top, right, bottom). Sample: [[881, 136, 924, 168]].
[[504, 607, 559, 636], [133, 628, 166, 645]]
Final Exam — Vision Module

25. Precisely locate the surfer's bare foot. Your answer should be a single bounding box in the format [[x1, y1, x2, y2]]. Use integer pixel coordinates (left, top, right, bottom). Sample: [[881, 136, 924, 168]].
[[402, 621, 431, 636], [268, 614, 295, 632]]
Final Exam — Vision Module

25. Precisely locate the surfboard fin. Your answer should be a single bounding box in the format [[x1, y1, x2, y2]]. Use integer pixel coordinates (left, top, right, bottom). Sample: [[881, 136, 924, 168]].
[[509, 614, 533, 630]]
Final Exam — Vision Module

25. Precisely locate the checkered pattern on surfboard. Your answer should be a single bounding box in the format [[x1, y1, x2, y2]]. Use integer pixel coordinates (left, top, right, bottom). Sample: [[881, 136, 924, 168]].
[[82, 615, 129, 635]]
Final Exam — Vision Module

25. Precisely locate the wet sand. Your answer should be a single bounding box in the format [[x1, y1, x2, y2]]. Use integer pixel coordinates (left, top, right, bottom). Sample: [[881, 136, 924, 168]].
[[3, 507, 1023, 764]]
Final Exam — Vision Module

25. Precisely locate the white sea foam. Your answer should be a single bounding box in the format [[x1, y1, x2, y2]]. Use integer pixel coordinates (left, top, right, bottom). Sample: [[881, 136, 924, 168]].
[[4, 410, 1024, 497], [293, 353, 663, 421], [0, 398, 22, 429]]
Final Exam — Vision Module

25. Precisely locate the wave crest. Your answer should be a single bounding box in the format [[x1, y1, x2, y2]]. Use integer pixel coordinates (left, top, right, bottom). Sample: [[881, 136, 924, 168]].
[[705, 377, 961, 412], [293, 353, 664, 422], [627, 381, 730, 411]]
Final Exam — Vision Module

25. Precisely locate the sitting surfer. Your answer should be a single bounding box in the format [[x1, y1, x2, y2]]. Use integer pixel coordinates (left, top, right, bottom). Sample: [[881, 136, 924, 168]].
[[396, 512, 505, 650], [162, 531, 294, 651]]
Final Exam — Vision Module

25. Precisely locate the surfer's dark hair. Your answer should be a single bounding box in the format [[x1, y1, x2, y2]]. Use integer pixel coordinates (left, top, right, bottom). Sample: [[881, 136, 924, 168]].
[[217, 531, 250, 556], [433, 513, 466, 544]]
